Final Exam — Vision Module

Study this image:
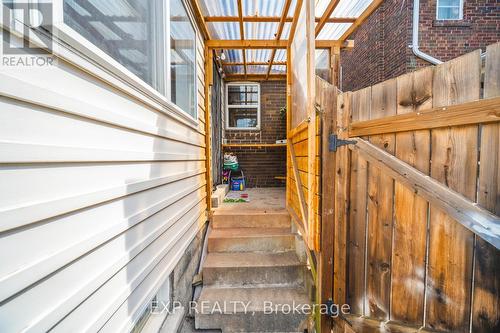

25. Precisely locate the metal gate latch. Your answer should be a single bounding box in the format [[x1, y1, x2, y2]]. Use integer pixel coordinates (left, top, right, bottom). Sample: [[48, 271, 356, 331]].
[[329, 134, 357, 152]]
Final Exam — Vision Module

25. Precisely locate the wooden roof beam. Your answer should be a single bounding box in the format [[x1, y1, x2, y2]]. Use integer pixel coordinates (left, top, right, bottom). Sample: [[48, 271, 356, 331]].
[[204, 16, 356, 23], [266, 0, 293, 79], [236, 0, 247, 78], [339, 0, 384, 41], [315, 0, 340, 37], [206, 40, 288, 49], [189, 0, 210, 40], [315, 39, 354, 49], [288, 0, 304, 46]]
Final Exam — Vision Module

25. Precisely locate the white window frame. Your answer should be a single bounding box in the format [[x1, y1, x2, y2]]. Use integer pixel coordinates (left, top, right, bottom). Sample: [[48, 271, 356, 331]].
[[12, 0, 199, 125], [436, 0, 464, 20], [225, 82, 261, 131]]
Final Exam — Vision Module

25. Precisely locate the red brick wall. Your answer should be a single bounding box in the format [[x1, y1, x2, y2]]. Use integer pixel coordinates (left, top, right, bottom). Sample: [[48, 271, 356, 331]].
[[224, 80, 287, 188], [340, 0, 500, 91], [415, 0, 500, 67]]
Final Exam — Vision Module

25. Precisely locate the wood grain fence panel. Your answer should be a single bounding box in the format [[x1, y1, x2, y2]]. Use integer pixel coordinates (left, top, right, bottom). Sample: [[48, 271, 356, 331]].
[[472, 41, 500, 333], [333, 92, 351, 308], [347, 87, 370, 315], [366, 78, 397, 320], [426, 50, 481, 332], [390, 67, 433, 325]]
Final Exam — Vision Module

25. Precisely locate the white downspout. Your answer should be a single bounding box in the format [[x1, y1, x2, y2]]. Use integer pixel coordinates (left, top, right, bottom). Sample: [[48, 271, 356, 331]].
[[412, 0, 442, 65]]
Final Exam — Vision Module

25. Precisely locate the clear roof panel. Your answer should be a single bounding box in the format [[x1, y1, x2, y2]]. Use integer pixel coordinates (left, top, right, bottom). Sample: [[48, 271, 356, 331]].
[[226, 49, 243, 62], [246, 65, 269, 74], [316, 22, 351, 40], [271, 65, 287, 74], [332, 0, 372, 18], [243, 0, 285, 16], [199, 0, 238, 16], [225, 65, 245, 74], [245, 49, 271, 63], [274, 49, 287, 62], [207, 22, 241, 39], [315, 0, 372, 18], [244, 22, 278, 39]]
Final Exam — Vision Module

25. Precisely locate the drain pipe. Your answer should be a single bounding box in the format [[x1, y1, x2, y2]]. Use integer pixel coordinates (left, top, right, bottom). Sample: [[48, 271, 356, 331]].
[[412, 0, 442, 65]]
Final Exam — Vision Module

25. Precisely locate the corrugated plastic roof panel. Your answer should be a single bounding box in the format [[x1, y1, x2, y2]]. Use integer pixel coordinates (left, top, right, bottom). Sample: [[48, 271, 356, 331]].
[[246, 65, 269, 74], [316, 22, 351, 40], [271, 65, 287, 74], [245, 49, 272, 63], [202, 0, 379, 76], [207, 22, 241, 39], [244, 22, 278, 39], [199, 0, 238, 16], [315, 0, 372, 18], [226, 49, 243, 62]]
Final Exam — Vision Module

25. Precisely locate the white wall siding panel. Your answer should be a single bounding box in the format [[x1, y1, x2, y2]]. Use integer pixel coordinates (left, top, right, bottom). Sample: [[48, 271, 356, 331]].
[[0, 13, 207, 332]]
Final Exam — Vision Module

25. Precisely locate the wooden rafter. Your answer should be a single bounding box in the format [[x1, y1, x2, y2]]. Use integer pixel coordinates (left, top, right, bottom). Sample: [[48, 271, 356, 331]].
[[189, 0, 210, 40], [206, 40, 288, 49], [315, 39, 354, 49], [339, 0, 384, 41], [236, 0, 247, 78], [204, 16, 356, 23], [288, 0, 304, 46], [315, 0, 340, 37], [266, 0, 292, 79]]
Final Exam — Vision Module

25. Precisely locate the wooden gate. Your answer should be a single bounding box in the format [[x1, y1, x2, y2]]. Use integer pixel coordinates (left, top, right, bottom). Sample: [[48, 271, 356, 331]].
[[324, 43, 500, 332]]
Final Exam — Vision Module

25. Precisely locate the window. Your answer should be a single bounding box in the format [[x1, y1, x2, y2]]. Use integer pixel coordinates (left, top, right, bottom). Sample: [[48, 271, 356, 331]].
[[170, 0, 196, 117], [226, 83, 260, 130], [436, 0, 463, 20], [62, 0, 197, 118], [315, 49, 331, 84]]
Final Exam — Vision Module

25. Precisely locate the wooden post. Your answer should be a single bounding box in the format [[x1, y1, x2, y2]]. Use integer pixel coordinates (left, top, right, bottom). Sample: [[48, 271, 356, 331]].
[[332, 92, 352, 332], [318, 78, 337, 332], [204, 46, 213, 211]]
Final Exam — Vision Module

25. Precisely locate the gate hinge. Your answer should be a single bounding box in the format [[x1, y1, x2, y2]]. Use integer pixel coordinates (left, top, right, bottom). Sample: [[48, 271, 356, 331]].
[[329, 134, 357, 152]]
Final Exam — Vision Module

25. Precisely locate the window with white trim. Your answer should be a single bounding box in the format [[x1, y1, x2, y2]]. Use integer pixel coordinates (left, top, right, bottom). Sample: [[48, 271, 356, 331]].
[[226, 83, 261, 130], [436, 0, 463, 20], [62, 0, 197, 118]]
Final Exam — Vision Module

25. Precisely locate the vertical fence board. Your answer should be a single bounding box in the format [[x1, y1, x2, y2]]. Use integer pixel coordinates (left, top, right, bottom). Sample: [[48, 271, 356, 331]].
[[390, 67, 433, 325], [472, 42, 500, 333], [347, 87, 370, 315], [318, 77, 337, 333], [366, 79, 397, 320], [333, 92, 351, 309], [426, 50, 481, 332]]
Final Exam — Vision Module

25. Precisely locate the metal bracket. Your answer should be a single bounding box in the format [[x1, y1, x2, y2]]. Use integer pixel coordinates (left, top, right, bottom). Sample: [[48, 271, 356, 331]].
[[329, 134, 357, 152]]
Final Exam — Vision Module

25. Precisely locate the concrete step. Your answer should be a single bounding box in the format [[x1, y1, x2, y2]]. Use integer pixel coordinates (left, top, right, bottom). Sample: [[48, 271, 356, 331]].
[[203, 252, 305, 287], [195, 286, 310, 332], [208, 228, 295, 253], [212, 210, 291, 229]]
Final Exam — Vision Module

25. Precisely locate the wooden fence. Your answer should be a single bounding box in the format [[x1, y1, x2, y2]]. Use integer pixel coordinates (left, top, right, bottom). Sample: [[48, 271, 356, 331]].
[[324, 43, 500, 333]]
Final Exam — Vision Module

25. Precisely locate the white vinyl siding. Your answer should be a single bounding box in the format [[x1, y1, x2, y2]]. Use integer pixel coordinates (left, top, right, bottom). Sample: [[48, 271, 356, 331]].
[[0, 1, 207, 332]]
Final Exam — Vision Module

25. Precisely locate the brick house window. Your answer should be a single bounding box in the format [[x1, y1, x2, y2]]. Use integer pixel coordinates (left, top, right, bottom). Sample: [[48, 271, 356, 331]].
[[226, 83, 261, 130], [436, 0, 463, 20]]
